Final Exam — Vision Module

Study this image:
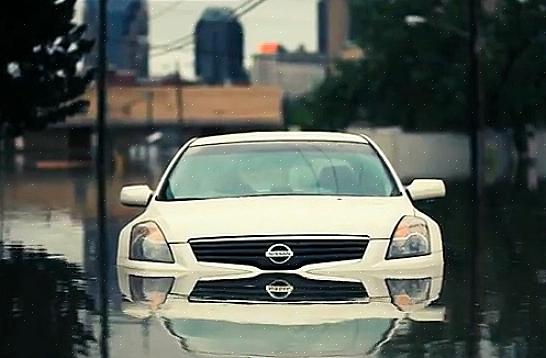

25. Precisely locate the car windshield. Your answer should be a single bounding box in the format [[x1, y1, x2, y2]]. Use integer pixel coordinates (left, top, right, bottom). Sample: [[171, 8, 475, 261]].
[[160, 141, 400, 200]]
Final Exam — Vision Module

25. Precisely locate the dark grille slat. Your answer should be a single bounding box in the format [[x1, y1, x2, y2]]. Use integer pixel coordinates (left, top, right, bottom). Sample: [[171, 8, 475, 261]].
[[189, 274, 367, 303], [192, 240, 366, 248], [194, 289, 363, 295], [193, 248, 363, 256], [190, 238, 368, 270], [193, 253, 362, 261]]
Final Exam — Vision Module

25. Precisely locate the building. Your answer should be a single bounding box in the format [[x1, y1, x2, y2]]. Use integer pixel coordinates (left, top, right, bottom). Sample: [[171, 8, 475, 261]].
[[21, 85, 284, 162], [251, 43, 327, 98], [121, 0, 149, 78], [194, 7, 248, 85], [83, 0, 149, 78], [318, 0, 363, 61], [69, 84, 283, 128]]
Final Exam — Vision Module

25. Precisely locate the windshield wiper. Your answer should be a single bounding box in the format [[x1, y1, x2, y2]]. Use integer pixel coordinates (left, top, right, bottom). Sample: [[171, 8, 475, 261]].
[[170, 197, 211, 202]]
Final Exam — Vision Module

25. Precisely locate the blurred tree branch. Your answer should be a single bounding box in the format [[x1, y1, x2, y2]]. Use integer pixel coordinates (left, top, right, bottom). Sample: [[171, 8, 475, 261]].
[[0, 0, 94, 138]]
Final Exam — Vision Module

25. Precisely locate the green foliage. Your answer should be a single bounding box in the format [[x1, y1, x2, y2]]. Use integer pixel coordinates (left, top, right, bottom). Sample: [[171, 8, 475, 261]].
[[482, 0, 546, 130], [284, 98, 315, 129], [0, 0, 94, 137], [306, 0, 546, 132]]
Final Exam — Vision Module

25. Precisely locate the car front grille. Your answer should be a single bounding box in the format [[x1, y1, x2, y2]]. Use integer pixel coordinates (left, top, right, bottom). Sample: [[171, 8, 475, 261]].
[[189, 236, 368, 270], [189, 273, 367, 303]]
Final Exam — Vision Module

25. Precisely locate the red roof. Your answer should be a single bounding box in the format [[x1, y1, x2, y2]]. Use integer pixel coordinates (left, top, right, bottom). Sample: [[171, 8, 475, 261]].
[[259, 42, 281, 55]]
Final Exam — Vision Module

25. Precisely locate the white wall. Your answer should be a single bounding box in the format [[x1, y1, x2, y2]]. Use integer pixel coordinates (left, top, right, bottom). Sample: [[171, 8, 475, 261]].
[[251, 57, 326, 97], [347, 127, 546, 181]]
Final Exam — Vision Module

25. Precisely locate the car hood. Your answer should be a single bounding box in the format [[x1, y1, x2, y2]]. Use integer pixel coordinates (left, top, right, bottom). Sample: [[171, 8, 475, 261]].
[[147, 196, 414, 243]]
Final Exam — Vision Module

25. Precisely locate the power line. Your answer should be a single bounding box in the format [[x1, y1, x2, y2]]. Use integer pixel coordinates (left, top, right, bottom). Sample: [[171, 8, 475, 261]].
[[150, 0, 253, 50], [232, 0, 258, 15], [150, 0, 270, 58], [150, 33, 193, 50], [232, 0, 268, 18], [150, 1, 184, 20], [151, 39, 194, 58]]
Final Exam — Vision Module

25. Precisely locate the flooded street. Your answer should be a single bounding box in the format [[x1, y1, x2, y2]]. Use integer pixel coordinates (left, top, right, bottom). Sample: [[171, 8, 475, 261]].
[[1, 147, 545, 358], [2, 0, 546, 355]]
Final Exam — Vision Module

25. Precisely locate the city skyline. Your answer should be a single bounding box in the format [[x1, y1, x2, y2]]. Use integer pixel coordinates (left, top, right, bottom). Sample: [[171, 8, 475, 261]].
[[77, 0, 317, 78], [82, 0, 149, 77]]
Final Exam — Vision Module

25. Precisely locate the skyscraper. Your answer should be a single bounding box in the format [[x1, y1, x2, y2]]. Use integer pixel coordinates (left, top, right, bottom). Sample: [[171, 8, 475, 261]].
[[83, 0, 149, 78], [318, 0, 351, 59], [194, 7, 248, 85]]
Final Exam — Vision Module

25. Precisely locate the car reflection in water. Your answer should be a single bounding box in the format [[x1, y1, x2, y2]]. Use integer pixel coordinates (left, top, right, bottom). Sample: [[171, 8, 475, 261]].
[[118, 265, 445, 357]]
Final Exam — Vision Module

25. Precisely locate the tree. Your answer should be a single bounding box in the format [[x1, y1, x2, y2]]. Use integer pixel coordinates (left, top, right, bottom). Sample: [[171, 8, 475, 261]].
[[0, 0, 94, 138], [304, 0, 546, 149], [482, 0, 546, 154]]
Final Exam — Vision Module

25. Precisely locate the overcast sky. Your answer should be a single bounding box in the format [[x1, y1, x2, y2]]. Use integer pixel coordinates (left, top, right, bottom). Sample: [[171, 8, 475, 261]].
[[77, 0, 317, 78]]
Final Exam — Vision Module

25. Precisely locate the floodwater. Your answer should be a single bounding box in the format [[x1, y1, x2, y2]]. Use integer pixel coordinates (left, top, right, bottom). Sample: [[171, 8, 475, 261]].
[[1, 145, 545, 358]]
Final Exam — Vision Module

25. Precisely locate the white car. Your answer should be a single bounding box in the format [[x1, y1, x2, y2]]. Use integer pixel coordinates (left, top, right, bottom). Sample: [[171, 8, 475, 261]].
[[117, 131, 445, 273], [118, 265, 445, 357]]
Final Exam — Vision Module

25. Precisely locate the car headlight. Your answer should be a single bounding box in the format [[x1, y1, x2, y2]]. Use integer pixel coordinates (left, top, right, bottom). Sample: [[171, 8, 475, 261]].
[[130, 222, 174, 263], [386, 216, 430, 259]]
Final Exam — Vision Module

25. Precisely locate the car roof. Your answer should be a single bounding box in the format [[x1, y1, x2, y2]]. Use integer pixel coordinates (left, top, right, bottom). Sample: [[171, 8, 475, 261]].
[[190, 131, 369, 146]]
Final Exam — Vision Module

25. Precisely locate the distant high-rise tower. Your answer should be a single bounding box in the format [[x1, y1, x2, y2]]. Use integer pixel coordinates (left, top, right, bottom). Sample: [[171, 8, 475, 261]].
[[318, 0, 351, 59], [194, 7, 248, 85], [83, 0, 149, 78]]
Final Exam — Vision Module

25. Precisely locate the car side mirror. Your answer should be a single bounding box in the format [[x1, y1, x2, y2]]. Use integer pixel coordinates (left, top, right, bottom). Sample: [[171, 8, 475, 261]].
[[406, 179, 446, 201], [120, 185, 153, 207]]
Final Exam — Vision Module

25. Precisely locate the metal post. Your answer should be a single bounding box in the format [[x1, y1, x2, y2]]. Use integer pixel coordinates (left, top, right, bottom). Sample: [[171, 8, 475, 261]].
[[0, 124, 5, 247], [146, 90, 154, 127], [467, 0, 484, 356], [145, 90, 154, 162], [468, 0, 484, 201], [96, 0, 109, 357]]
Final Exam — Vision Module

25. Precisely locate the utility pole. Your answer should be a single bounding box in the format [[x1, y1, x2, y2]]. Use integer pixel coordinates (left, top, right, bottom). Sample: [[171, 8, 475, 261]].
[[0, 124, 5, 248], [96, 0, 109, 357], [467, 0, 484, 356], [145, 90, 154, 162], [468, 0, 484, 200], [97, 1, 107, 224]]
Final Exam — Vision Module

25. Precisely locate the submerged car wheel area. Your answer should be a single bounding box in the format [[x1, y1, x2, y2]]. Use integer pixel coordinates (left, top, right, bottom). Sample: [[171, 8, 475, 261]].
[[117, 131, 446, 273]]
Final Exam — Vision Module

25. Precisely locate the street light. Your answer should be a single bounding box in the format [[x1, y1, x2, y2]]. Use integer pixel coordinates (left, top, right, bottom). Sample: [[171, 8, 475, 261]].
[[404, 15, 426, 27], [403, 15, 469, 38]]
